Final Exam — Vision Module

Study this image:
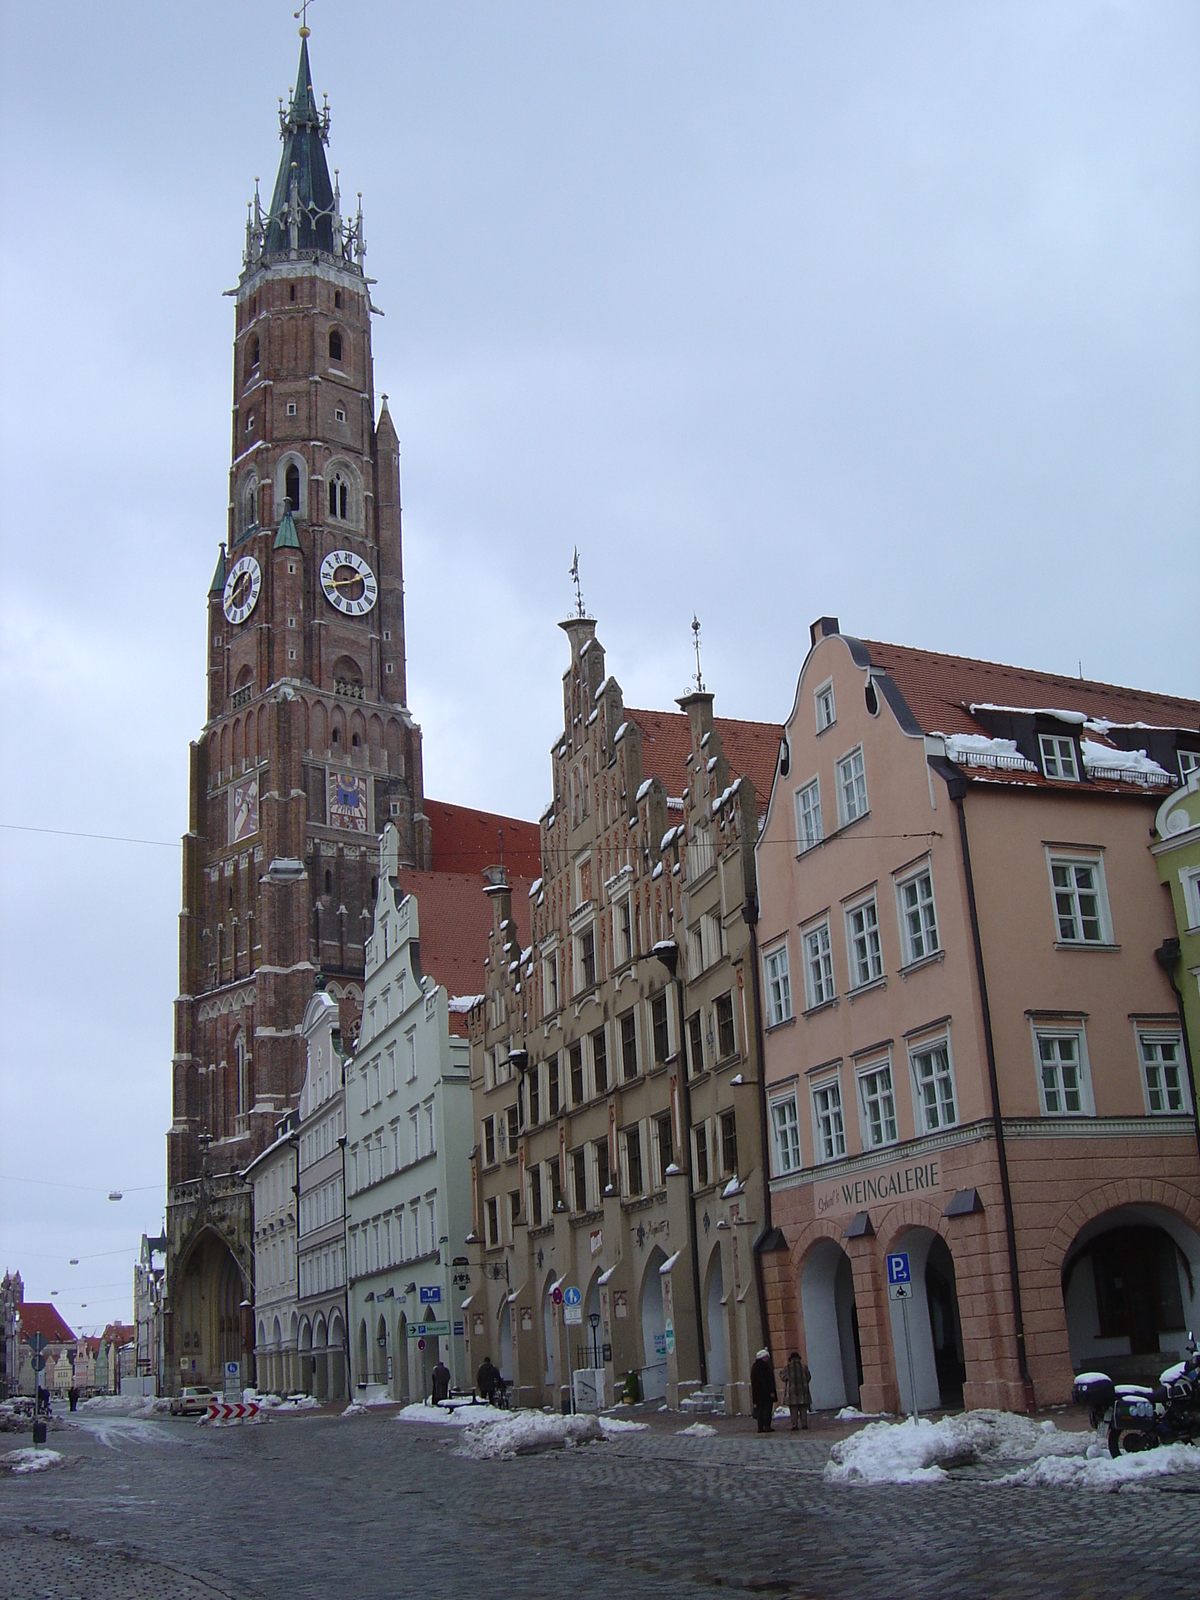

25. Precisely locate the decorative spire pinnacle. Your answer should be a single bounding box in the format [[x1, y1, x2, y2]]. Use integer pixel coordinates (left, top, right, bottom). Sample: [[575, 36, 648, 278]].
[[569, 548, 586, 619], [691, 615, 705, 692]]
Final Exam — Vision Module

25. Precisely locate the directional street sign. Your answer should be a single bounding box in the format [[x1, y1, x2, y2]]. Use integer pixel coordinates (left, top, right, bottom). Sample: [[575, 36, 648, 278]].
[[406, 1321, 450, 1337], [886, 1253, 911, 1285]]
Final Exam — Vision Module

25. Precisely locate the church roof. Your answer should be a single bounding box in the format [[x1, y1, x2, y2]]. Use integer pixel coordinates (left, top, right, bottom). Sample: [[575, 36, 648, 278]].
[[425, 799, 541, 880], [264, 36, 337, 259], [18, 1303, 77, 1345]]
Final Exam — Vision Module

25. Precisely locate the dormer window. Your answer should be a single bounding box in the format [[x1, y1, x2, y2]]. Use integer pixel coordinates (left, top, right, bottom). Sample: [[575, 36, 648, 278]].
[[1039, 734, 1079, 781], [329, 329, 343, 364]]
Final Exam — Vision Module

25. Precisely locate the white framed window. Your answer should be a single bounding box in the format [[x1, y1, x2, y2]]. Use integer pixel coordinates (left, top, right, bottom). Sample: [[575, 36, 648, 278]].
[[1184, 869, 1200, 931], [386, 1045, 396, 1095], [857, 1059, 897, 1148], [845, 895, 884, 988], [542, 947, 559, 1012], [836, 746, 868, 825], [286, 400, 297, 417], [770, 1093, 801, 1174], [1033, 1026, 1093, 1116], [485, 1196, 499, 1249], [763, 942, 793, 1027], [1179, 750, 1200, 781], [1138, 1031, 1189, 1114], [811, 1077, 846, 1162], [689, 923, 704, 978], [910, 1039, 957, 1133], [614, 900, 633, 967], [1047, 854, 1111, 945], [794, 777, 823, 853], [896, 866, 940, 965], [334, 407, 346, 424], [574, 922, 597, 994], [802, 919, 836, 1010], [1039, 734, 1079, 781], [405, 1028, 417, 1082], [815, 679, 836, 732]]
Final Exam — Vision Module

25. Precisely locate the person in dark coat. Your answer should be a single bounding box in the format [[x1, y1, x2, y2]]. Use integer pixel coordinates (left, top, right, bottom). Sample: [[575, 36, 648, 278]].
[[476, 1355, 499, 1404], [431, 1359, 451, 1404], [750, 1347, 777, 1433]]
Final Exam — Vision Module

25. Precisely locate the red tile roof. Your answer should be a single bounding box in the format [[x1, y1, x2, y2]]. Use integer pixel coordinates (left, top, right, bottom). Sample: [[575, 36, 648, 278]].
[[102, 1322, 135, 1347], [18, 1303, 77, 1344], [425, 799, 541, 880], [861, 639, 1200, 739], [392, 867, 534, 1034], [628, 708, 782, 807]]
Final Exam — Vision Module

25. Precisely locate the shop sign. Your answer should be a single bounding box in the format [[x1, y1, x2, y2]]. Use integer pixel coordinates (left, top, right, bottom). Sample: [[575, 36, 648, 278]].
[[815, 1157, 942, 1219]]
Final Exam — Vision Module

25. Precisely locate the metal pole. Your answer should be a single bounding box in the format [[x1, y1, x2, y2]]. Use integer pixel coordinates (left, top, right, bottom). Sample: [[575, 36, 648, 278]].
[[901, 1295, 919, 1424]]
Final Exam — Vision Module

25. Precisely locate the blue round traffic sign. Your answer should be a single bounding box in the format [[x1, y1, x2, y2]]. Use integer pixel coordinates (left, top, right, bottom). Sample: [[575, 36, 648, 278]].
[[563, 1286, 582, 1306]]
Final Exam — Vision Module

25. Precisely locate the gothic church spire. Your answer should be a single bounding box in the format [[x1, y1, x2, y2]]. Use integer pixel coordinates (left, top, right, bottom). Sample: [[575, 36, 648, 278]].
[[260, 35, 339, 262]]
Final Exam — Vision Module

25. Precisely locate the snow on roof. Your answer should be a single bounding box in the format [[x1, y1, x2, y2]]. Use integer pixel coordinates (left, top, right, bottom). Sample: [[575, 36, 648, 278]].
[[1080, 740, 1172, 782], [627, 707, 781, 807], [448, 995, 483, 1014], [938, 732, 1037, 774], [614, 722, 629, 743], [635, 778, 654, 803], [971, 703, 1088, 724], [528, 877, 542, 898], [659, 1250, 683, 1274]]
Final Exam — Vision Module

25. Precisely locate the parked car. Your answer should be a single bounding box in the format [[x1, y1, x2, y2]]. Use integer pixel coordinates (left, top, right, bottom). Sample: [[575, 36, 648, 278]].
[[170, 1386, 216, 1416]]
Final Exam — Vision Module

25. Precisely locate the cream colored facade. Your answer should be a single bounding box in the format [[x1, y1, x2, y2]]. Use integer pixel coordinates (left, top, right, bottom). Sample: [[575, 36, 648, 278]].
[[756, 621, 1200, 1411], [248, 1112, 299, 1395]]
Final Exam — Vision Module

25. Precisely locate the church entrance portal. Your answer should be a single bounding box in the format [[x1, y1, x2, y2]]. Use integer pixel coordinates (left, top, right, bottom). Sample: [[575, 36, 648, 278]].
[[175, 1232, 245, 1390]]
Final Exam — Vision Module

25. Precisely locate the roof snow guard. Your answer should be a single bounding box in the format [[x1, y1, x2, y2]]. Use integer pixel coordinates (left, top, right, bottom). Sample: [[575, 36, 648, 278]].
[[242, 35, 365, 277]]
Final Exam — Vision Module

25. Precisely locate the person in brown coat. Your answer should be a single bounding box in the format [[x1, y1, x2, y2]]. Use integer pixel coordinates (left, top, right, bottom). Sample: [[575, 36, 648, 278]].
[[780, 1352, 812, 1431]]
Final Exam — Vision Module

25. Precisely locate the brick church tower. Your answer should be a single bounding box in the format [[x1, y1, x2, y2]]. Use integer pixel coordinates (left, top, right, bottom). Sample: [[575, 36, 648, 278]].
[[165, 29, 431, 1387]]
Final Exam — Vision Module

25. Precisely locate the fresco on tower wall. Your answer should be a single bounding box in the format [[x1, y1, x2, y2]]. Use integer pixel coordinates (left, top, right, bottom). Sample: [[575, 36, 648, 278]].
[[328, 770, 368, 831], [231, 775, 259, 842]]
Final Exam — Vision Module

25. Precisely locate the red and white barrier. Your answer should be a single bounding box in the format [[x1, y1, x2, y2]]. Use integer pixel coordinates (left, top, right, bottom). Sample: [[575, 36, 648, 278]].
[[204, 1401, 261, 1424]]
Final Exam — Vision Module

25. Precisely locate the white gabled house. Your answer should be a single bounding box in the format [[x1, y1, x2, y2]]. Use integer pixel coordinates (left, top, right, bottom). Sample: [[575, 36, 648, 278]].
[[345, 825, 476, 1400]]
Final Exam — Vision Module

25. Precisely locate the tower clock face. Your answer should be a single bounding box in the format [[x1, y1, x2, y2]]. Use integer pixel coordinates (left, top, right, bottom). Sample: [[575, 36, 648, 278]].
[[222, 555, 262, 625], [320, 549, 378, 616]]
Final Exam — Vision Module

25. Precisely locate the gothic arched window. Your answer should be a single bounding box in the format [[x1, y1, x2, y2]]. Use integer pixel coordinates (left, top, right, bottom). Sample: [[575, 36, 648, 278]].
[[328, 329, 343, 364], [324, 870, 332, 895], [328, 471, 349, 521], [250, 335, 260, 369], [285, 462, 301, 514], [245, 477, 258, 531]]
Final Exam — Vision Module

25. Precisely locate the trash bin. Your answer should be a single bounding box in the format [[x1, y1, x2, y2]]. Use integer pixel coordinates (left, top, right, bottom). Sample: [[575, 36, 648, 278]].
[[32, 1420, 47, 1446]]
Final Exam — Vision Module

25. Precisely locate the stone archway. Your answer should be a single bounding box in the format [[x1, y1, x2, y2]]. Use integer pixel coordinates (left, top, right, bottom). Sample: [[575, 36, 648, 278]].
[[800, 1237, 862, 1411], [313, 1315, 329, 1401], [328, 1310, 346, 1400], [174, 1229, 248, 1389], [498, 1302, 513, 1383], [703, 1247, 728, 1391], [1061, 1202, 1200, 1382], [640, 1248, 668, 1400], [541, 1277, 557, 1393], [395, 1311, 410, 1403], [886, 1226, 965, 1412], [298, 1318, 314, 1395]]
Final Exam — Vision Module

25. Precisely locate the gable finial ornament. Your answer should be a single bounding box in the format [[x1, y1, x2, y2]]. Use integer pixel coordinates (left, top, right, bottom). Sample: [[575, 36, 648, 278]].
[[691, 614, 705, 693], [294, 0, 316, 38], [569, 547, 586, 619]]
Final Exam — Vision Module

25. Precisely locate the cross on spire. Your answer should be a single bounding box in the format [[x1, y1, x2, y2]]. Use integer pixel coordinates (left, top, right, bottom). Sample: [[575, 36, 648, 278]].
[[294, 0, 317, 38]]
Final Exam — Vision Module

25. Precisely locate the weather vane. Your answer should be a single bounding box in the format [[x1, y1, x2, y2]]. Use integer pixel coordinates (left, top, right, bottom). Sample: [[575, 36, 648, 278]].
[[569, 548, 586, 619], [691, 614, 705, 692], [294, 0, 316, 37]]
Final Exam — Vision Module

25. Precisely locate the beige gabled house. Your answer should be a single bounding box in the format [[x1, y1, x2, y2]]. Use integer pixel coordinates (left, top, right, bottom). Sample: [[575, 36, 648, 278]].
[[756, 619, 1200, 1413]]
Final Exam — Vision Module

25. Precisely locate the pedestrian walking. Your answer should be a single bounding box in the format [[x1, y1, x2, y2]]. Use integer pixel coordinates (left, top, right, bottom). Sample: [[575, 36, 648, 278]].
[[750, 1347, 777, 1433], [476, 1354, 499, 1404], [431, 1358, 451, 1404], [780, 1352, 812, 1431]]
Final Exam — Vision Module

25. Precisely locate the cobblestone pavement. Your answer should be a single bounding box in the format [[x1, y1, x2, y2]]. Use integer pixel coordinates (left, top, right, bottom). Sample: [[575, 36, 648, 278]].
[[1, 1406, 1197, 1599]]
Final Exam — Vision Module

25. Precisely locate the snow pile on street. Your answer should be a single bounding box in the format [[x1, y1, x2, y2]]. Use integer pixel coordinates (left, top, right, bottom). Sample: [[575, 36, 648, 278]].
[[396, 1400, 510, 1428], [274, 1394, 319, 1411], [825, 1411, 1091, 1485], [1000, 1442, 1200, 1492], [2, 1447, 63, 1474], [597, 1414, 648, 1434], [78, 1395, 168, 1421], [678, 1422, 717, 1437], [456, 1410, 604, 1460], [835, 1407, 889, 1422], [342, 1402, 369, 1418]]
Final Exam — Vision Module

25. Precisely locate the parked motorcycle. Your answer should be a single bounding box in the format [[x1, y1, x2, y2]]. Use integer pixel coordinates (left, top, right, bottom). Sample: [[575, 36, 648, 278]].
[[1073, 1333, 1200, 1457]]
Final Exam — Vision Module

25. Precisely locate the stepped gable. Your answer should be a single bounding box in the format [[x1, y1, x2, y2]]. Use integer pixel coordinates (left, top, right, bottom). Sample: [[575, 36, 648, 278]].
[[392, 867, 534, 1036], [18, 1303, 77, 1345], [861, 639, 1200, 738], [425, 799, 541, 879], [628, 706, 782, 804]]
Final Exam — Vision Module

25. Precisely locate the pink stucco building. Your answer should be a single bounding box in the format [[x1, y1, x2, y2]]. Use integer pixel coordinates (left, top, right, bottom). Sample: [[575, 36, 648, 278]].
[[755, 619, 1200, 1412]]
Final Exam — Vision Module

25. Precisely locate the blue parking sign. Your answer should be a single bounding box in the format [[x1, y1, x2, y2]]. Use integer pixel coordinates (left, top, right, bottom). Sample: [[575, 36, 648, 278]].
[[886, 1252, 911, 1285]]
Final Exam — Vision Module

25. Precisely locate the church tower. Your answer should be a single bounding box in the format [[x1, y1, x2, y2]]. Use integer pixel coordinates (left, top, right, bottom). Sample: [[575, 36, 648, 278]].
[[165, 29, 430, 1388]]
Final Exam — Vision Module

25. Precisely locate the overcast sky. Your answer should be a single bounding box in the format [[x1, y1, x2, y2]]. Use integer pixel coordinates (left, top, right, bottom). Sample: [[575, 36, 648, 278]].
[[1, 0, 1196, 1335]]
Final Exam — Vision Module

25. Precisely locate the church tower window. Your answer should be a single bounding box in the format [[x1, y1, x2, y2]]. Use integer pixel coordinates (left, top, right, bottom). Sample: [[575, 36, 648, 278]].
[[285, 462, 301, 513], [328, 471, 349, 520], [328, 329, 343, 363]]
